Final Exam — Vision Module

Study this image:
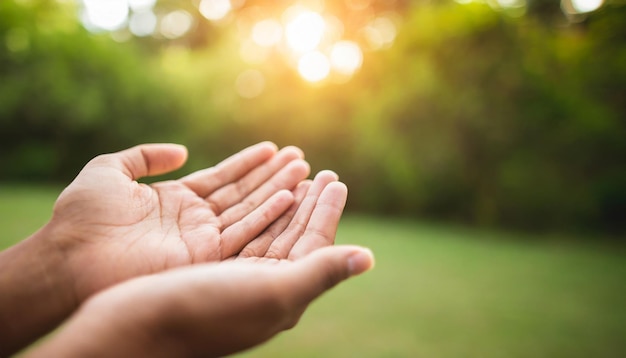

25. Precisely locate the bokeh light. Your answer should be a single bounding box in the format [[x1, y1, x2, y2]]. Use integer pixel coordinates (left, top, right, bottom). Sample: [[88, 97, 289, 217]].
[[298, 51, 330, 82], [240, 39, 269, 64], [160, 10, 193, 39], [128, 0, 156, 12], [82, 0, 129, 31], [75, 0, 401, 85], [362, 16, 397, 50], [285, 10, 326, 53], [330, 40, 363, 76], [252, 19, 283, 47], [560, 0, 604, 17], [129, 10, 157, 37], [199, 0, 232, 22], [346, 0, 373, 11], [571, 0, 604, 13], [235, 69, 266, 98]]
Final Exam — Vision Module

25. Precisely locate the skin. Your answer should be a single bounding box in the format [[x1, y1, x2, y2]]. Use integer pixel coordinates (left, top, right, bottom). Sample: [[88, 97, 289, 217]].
[[52, 142, 312, 299], [25, 178, 373, 357], [0, 142, 374, 357], [0, 142, 312, 356]]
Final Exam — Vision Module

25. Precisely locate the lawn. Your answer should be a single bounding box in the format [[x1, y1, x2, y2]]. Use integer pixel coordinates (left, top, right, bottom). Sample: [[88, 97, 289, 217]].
[[1, 184, 624, 357]]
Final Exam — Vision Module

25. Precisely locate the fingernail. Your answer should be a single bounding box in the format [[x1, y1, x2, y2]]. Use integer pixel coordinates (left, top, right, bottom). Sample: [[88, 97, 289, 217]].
[[347, 248, 375, 276]]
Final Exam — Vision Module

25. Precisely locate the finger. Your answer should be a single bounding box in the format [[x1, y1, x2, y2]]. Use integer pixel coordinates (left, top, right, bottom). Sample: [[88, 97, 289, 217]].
[[179, 142, 279, 198], [217, 159, 310, 228], [238, 180, 312, 258], [264, 171, 339, 259], [285, 245, 374, 306], [220, 190, 294, 258], [89, 144, 188, 180], [206, 146, 306, 214], [288, 181, 348, 259]]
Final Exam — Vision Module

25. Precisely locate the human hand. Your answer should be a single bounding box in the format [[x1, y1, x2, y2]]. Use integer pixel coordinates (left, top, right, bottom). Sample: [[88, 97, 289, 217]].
[[32, 247, 374, 358], [26, 176, 374, 358], [46, 142, 310, 302]]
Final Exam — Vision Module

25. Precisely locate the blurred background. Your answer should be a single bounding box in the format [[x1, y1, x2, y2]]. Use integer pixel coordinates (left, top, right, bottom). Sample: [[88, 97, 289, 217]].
[[1, 0, 625, 356]]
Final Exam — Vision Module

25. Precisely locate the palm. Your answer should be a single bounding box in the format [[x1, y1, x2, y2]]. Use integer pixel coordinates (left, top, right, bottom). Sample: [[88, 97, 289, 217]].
[[49, 143, 346, 301], [82, 181, 227, 270]]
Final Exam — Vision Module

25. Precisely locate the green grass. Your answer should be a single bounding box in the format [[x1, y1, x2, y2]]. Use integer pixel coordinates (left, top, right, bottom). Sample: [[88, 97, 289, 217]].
[[1, 184, 625, 357], [0, 184, 61, 249]]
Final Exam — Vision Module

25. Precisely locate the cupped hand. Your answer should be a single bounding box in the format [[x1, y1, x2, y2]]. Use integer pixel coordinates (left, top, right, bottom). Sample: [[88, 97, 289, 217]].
[[27, 174, 374, 358], [46, 142, 310, 301]]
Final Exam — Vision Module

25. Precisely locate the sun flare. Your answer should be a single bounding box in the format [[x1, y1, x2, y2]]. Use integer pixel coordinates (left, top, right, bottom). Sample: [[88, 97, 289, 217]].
[[285, 10, 326, 53], [298, 51, 330, 82]]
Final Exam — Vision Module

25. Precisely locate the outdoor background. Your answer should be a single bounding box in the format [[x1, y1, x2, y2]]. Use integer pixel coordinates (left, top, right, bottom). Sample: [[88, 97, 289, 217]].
[[1, 0, 625, 356]]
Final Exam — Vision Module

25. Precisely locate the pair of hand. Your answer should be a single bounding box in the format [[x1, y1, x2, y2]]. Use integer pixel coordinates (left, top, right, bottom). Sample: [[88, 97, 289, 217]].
[[0, 142, 373, 357]]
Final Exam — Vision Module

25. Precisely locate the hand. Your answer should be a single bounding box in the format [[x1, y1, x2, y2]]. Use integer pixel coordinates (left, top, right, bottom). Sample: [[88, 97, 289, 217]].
[[26, 175, 374, 358], [0, 142, 310, 355], [48, 142, 310, 301]]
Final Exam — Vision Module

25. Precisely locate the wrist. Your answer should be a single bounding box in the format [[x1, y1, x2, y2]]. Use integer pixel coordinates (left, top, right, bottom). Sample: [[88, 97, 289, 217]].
[[32, 221, 80, 309], [0, 224, 78, 355], [26, 278, 188, 358]]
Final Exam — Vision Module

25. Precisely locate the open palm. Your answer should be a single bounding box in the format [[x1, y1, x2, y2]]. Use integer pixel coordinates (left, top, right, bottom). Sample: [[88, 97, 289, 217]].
[[28, 171, 362, 358], [48, 142, 325, 301]]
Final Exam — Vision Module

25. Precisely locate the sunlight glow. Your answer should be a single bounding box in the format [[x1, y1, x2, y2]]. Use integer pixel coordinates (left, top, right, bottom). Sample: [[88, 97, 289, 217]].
[[252, 19, 283, 47], [199, 0, 232, 22], [298, 51, 330, 82], [571, 0, 603, 12], [128, 0, 156, 12], [330, 41, 363, 76], [129, 10, 157, 37], [285, 10, 326, 53], [346, 0, 373, 11], [235, 69, 266, 98], [160, 10, 193, 39], [74, 0, 400, 85], [362, 16, 397, 50], [240, 39, 269, 64], [82, 0, 129, 31]]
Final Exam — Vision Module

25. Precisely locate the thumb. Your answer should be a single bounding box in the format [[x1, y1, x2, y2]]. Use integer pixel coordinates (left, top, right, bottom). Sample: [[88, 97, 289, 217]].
[[288, 245, 375, 305], [92, 144, 188, 180]]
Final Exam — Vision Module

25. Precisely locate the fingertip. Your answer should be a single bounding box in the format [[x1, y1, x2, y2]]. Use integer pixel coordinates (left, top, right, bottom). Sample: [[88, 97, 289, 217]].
[[275, 188, 295, 202], [318, 181, 348, 208], [324, 181, 348, 195], [258, 141, 279, 151], [170, 143, 188, 152], [288, 159, 311, 179], [290, 246, 375, 303], [117, 143, 190, 179], [246, 142, 278, 160], [302, 160, 312, 177], [159, 143, 189, 170], [347, 247, 375, 276], [171, 143, 189, 163], [265, 189, 295, 211], [281, 145, 305, 159], [294, 180, 313, 194], [314, 170, 339, 182]]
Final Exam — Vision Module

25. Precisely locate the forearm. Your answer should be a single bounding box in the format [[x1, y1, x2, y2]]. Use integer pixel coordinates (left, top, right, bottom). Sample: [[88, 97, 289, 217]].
[[23, 290, 184, 358], [0, 226, 77, 356], [23, 314, 166, 358]]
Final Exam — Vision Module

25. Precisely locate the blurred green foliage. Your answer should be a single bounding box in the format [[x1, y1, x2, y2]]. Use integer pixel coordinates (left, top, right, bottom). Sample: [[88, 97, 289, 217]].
[[0, 0, 186, 179], [1, 0, 624, 234]]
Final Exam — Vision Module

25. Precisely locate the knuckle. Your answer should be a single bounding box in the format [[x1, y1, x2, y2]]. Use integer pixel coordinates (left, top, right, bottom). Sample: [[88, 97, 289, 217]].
[[234, 179, 250, 198], [238, 246, 257, 258], [265, 247, 283, 259]]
